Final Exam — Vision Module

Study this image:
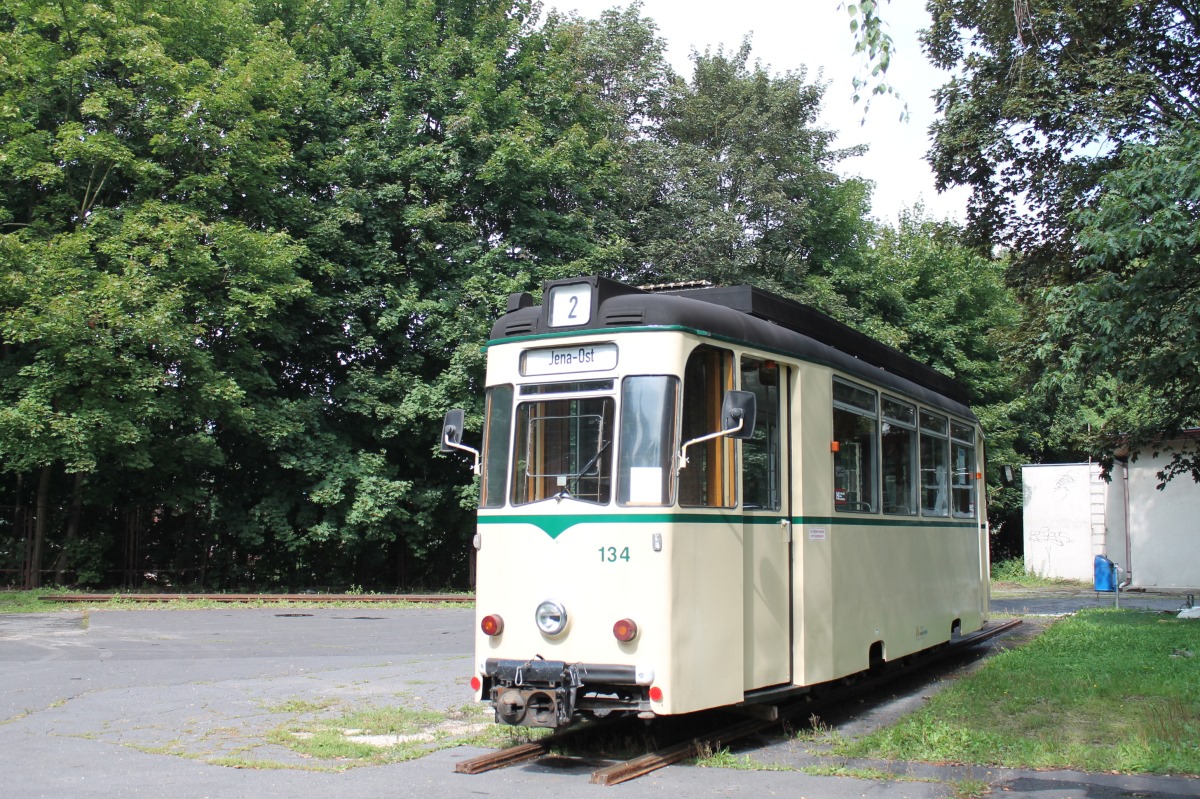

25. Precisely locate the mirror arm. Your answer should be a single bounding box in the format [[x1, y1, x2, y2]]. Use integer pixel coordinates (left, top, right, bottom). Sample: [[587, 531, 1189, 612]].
[[676, 416, 744, 474], [443, 432, 481, 476]]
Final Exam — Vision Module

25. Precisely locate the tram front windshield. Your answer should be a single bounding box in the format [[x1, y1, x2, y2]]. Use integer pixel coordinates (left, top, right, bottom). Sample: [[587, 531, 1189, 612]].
[[514, 394, 614, 504], [498, 376, 679, 507]]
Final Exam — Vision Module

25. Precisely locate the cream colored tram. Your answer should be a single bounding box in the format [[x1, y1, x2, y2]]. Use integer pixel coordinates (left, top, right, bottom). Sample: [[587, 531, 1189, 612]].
[[444, 276, 989, 729]]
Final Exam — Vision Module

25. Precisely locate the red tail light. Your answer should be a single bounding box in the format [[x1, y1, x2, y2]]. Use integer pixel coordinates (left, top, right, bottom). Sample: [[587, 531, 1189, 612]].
[[480, 614, 504, 636], [470, 676, 482, 691], [648, 686, 663, 702], [613, 618, 638, 642]]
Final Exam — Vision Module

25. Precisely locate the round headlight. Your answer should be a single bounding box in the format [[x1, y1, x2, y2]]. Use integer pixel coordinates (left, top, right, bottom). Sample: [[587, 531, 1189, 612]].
[[534, 600, 568, 636]]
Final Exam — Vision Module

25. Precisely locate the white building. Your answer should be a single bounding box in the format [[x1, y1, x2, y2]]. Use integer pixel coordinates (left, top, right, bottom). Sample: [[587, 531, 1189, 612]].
[[1022, 438, 1200, 589]]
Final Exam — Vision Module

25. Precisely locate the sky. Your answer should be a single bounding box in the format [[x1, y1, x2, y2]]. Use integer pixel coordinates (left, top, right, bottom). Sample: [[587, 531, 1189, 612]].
[[548, 0, 971, 226]]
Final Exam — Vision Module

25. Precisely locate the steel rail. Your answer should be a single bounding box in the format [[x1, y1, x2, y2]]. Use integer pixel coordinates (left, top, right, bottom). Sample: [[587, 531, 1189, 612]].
[[454, 716, 630, 774], [589, 717, 771, 785], [38, 593, 474, 604]]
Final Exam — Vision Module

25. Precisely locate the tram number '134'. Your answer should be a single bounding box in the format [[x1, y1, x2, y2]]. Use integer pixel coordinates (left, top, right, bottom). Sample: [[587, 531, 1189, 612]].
[[599, 546, 631, 563]]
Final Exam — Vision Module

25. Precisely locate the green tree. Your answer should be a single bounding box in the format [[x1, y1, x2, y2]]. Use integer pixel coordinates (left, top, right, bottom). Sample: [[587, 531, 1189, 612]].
[[628, 42, 872, 294], [0, 0, 663, 588], [843, 0, 907, 118], [259, 0, 644, 585], [924, 0, 1200, 289], [924, 1, 1200, 479], [0, 0, 1035, 587], [838, 207, 1017, 406], [1034, 124, 1200, 482], [0, 0, 312, 585]]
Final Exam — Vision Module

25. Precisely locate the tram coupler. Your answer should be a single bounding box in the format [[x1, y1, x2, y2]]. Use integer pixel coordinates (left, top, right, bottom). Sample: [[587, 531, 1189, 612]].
[[485, 658, 581, 728]]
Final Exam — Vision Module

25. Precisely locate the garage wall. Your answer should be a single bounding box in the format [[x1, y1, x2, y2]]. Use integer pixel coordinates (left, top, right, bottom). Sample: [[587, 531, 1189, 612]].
[[1127, 443, 1200, 589], [1021, 463, 1097, 581]]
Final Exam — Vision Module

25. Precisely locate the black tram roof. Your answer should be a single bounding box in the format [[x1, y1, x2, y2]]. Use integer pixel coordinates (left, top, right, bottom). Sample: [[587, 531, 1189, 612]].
[[491, 276, 975, 421]]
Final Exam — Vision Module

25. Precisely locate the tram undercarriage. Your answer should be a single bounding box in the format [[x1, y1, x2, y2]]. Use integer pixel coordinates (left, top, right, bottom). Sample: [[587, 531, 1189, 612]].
[[483, 659, 652, 728]]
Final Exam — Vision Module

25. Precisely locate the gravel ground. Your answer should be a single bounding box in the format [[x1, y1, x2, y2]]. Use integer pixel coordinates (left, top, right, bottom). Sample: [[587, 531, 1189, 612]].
[[0, 591, 1196, 799]]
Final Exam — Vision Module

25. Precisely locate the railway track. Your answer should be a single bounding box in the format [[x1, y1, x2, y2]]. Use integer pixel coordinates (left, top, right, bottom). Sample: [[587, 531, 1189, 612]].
[[38, 593, 475, 604], [454, 618, 1023, 785]]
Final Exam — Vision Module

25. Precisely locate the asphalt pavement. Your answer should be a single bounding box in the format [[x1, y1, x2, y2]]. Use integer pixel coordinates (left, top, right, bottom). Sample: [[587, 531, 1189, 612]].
[[0, 591, 1196, 799]]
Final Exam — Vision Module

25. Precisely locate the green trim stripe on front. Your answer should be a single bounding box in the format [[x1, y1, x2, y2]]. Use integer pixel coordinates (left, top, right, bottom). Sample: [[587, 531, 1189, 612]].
[[487, 325, 702, 348], [477, 512, 979, 539]]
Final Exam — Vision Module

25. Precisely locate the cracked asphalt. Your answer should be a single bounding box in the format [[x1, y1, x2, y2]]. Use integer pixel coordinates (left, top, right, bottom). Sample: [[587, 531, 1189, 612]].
[[0, 594, 1196, 799]]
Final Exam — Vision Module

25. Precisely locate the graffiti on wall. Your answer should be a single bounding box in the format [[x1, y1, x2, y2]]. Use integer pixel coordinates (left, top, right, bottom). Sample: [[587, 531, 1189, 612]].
[[1023, 465, 1094, 581]]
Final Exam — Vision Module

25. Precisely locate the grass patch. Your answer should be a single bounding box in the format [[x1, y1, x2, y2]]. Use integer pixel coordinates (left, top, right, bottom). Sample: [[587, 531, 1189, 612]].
[[949, 778, 991, 799], [990, 558, 1086, 588], [271, 705, 449, 766], [0, 588, 76, 612], [267, 701, 525, 769], [799, 763, 898, 779], [264, 698, 338, 714], [838, 609, 1200, 775], [205, 756, 340, 772], [0, 589, 473, 613], [692, 744, 791, 771]]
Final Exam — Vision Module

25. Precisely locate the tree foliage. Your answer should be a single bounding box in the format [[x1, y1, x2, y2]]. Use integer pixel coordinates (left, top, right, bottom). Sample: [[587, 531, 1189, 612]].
[[0, 0, 315, 585], [626, 42, 872, 294], [925, 0, 1200, 480], [1034, 123, 1200, 482], [1, 0, 637, 587], [843, 0, 908, 118], [0, 0, 1024, 587], [925, 0, 1200, 288]]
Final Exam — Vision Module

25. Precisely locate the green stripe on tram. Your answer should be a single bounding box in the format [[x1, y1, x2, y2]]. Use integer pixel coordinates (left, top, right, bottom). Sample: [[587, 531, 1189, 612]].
[[477, 512, 978, 539]]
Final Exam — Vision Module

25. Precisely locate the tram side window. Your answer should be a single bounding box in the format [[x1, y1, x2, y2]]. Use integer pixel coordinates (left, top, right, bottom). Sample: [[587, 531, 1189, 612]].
[[741, 358, 782, 511], [679, 345, 736, 508], [833, 380, 878, 513], [919, 410, 950, 517], [512, 396, 615, 505], [950, 422, 977, 518], [481, 385, 513, 508], [881, 396, 917, 516], [618, 376, 679, 506]]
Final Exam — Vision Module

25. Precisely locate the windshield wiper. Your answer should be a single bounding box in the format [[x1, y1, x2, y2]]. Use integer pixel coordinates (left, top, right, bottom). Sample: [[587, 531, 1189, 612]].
[[563, 440, 610, 497]]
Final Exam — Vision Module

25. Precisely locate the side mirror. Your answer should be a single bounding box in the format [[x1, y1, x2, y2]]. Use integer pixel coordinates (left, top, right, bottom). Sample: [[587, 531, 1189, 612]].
[[440, 409, 480, 475], [678, 390, 758, 472], [441, 409, 465, 453], [1000, 465, 1016, 487], [721, 390, 757, 440]]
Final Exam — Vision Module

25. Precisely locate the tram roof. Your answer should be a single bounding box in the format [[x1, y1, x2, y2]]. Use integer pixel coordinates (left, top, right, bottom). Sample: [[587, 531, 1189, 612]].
[[490, 276, 975, 421]]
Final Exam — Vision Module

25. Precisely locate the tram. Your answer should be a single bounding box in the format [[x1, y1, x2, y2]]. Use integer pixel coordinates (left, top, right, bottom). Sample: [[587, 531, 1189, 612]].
[[442, 276, 989, 729]]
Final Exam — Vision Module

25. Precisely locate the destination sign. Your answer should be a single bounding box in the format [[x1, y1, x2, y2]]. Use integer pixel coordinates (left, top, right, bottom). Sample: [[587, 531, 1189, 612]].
[[522, 343, 618, 376]]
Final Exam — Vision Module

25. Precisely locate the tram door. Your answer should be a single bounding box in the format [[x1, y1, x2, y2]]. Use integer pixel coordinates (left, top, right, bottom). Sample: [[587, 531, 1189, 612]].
[[740, 358, 792, 690]]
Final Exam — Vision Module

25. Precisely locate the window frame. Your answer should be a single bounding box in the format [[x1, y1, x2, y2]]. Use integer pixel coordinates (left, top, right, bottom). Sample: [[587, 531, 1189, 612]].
[[480, 384, 514, 509], [678, 345, 737, 508], [833, 378, 880, 515], [511, 393, 616, 507], [950, 421, 978, 519], [919, 409, 951, 517], [617, 375, 680, 507], [740, 356, 784, 512], [881, 395, 918, 516]]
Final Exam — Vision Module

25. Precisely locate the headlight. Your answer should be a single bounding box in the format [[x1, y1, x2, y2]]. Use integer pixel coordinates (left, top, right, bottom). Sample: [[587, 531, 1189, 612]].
[[534, 600, 568, 636]]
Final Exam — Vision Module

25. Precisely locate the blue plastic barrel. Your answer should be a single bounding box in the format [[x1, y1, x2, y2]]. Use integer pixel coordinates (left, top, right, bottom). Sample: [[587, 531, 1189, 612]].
[[1094, 555, 1117, 592]]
